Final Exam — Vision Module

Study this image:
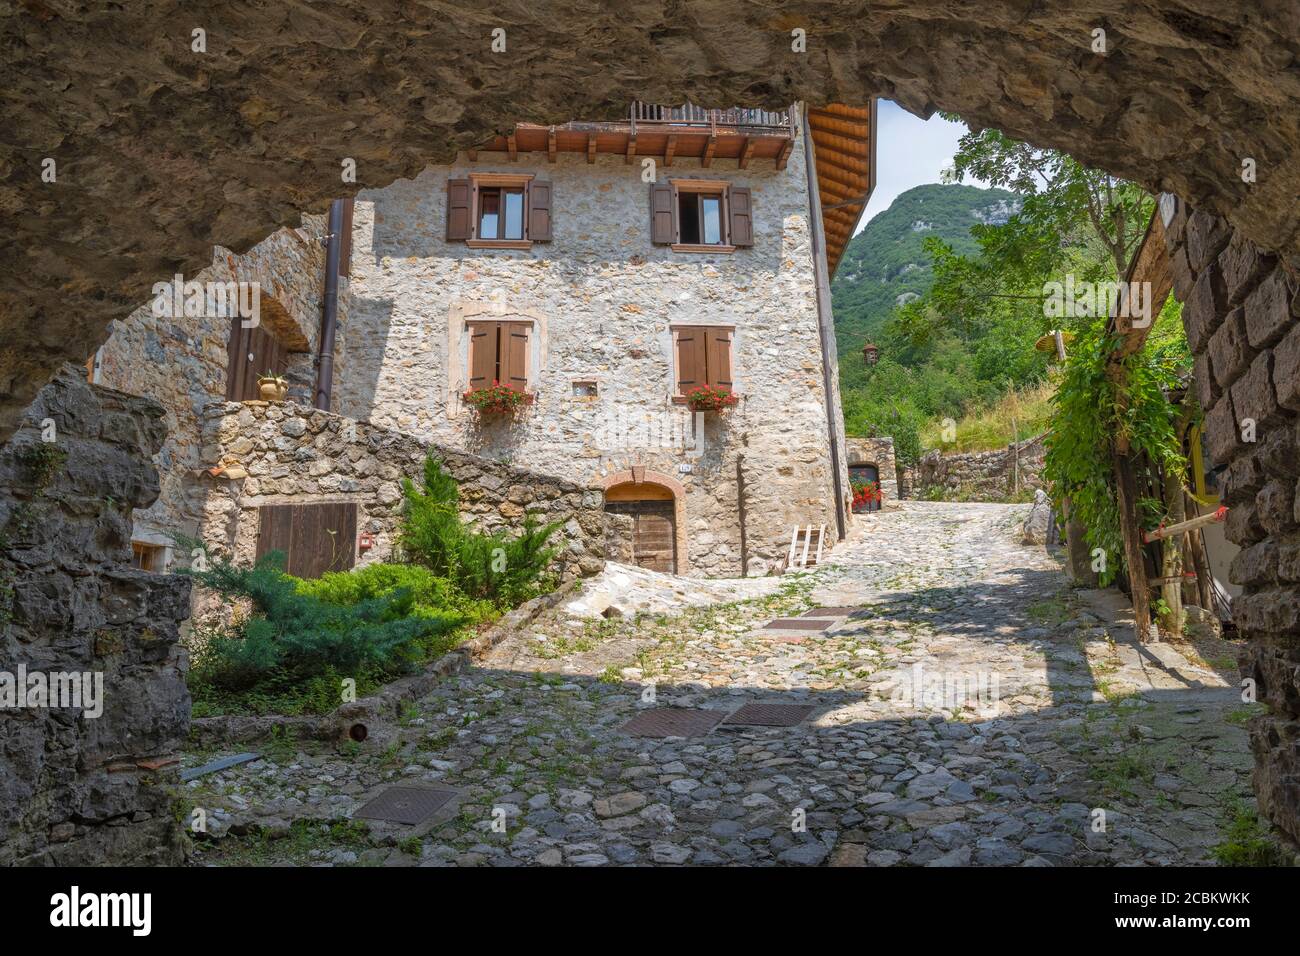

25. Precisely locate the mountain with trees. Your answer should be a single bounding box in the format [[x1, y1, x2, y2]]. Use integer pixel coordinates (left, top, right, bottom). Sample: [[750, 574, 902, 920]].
[[831, 183, 1021, 350]]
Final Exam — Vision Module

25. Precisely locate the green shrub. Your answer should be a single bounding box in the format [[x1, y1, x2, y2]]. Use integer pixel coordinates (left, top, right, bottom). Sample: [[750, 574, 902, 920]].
[[185, 552, 465, 691], [295, 562, 494, 623], [399, 456, 561, 607]]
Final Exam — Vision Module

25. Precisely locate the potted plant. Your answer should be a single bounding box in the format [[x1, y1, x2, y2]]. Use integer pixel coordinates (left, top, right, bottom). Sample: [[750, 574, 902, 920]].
[[462, 381, 533, 418], [684, 384, 739, 413], [851, 479, 882, 513], [258, 371, 288, 401]]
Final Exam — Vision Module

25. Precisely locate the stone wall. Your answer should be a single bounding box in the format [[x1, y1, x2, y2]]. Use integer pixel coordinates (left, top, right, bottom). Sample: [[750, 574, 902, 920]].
[[845, 436, 898, 500], [338, 132, 844, 576], [96, 220, 332, 563], [199, 400, 607, 583], [1168, 200, 1300, 845], [911, 434, 1047, 503], [0, 368, 190, 865]]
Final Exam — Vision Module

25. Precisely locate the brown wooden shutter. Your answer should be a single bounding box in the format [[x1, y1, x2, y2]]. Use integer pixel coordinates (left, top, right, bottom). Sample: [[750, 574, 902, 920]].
[[338, 198, 355, 276], [502, 322, 530, 391], [467, 322, 499, 390], [650, 183, 675, 244], [447, 178, 473, 240], [728, 187, 753, 247], [528, 181, 552, 241], [674, 328, 706, 395], [706, 327, 734, 391], [257, 502, 357, 578]]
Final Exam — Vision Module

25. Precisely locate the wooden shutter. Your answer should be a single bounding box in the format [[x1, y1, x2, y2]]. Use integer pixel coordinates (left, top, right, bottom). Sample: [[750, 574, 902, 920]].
[[467, 322, 499, 390], [446, 178, 473, 240], [338, 198, 355, 277], [706, 327, 734, 391], [650, 183, 675, 244], [728, 187, 753, 247], [257, 502, 357, 578], [674, 327, 706, 395], [502, 322, 530, 391], [528, 181, 553, 241], [226, 322, 286, 401]]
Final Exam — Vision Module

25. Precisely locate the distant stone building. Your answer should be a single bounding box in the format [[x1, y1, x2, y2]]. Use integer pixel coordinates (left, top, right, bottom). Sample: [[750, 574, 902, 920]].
[[845, 436, 898, 503], [90, 102, 875, 580]]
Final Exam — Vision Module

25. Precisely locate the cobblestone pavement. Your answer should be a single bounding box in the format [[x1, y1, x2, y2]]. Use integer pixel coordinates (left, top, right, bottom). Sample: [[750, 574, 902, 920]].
[[188, 502, 1267, 867]]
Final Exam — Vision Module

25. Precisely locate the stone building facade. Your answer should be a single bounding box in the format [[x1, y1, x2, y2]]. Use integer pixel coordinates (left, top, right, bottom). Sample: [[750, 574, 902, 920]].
[[845, 436, 898, 501], [334, 111, 859, 576]]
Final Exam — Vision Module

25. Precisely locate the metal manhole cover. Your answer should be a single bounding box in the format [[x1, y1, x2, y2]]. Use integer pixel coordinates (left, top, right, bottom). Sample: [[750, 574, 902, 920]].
[[801, 606, 858, 617], [620, 708, 725, 738], [764, 618, 834, 631], [354, 785, 458, 825], [722, 703, 816, 727]]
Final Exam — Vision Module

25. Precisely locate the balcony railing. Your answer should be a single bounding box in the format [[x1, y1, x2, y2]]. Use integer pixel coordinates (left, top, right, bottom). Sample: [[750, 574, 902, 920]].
[[630, 101, 793, 135]]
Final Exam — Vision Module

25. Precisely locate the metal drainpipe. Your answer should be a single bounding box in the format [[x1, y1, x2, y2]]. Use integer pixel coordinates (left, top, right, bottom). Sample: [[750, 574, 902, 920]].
[[314, 198, 344, 411], [800, 104, 847, 540]]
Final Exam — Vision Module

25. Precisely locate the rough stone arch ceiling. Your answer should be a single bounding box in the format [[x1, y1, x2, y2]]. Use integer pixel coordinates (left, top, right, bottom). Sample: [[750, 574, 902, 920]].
[[1, 1, 1298, 439]]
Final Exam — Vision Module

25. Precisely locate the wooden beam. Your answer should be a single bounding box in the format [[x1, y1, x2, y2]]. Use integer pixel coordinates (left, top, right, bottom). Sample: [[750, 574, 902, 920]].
[[664, 134, 676, 167], [738, 136, 755, 169], [700, 134, 716, 168], [507, 132, 517, 162], [1114, 213, 1172, 356], [1114, 451, 1153, 641], [775, 138, 794, 170], [547, 127, 557, 163], [625, 134, 636, 165], [586, 133, 596, 164]]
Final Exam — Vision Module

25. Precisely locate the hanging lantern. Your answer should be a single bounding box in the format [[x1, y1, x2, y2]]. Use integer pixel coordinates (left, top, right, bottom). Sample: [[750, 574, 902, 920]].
[[862, 342, 879, 365]]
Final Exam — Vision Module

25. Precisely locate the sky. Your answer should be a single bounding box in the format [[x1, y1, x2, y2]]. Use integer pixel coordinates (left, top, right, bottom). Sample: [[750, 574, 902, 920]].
[[854, 100, 986, 234]]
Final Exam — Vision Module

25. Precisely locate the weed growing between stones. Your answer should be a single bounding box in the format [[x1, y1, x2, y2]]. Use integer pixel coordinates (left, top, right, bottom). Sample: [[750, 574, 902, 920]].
[[16, 441, 67, 491], [1212, 802, 1292, 866]]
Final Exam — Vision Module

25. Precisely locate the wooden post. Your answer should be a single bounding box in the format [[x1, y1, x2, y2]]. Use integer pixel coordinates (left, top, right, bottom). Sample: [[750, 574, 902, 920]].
[[1113, 451, 1154, 641]]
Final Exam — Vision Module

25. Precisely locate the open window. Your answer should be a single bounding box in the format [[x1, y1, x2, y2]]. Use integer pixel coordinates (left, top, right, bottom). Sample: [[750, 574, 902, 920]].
[[650, 181, 752, 253], [467, 320, 531, 394], [673, 326, 734, 399], [447, 174, 552, 248]]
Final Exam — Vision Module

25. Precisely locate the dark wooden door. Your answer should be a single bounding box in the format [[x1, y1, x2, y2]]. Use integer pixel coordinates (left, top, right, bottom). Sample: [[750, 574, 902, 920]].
[[256, 502, 357, 578], [605, 500, 676, 573], [227, 322, 287, 401]]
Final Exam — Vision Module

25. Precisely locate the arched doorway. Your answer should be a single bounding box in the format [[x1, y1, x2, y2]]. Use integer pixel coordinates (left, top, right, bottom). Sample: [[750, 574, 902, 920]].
[[849, 462, 881, 513], [597, 469, 687, 574]]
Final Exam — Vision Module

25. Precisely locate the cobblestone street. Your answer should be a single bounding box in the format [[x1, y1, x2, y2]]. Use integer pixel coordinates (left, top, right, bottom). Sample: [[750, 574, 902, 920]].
[[189, 502, 1259, 867]]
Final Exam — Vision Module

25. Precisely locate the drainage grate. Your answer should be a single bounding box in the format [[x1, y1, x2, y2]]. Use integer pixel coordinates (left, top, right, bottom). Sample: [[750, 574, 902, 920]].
[[620, 708, 725, 738], [801, 606, 858, 617], [763, 618, 834, 631], [353, 785, 458, 825], [722, 703, 816, 727]]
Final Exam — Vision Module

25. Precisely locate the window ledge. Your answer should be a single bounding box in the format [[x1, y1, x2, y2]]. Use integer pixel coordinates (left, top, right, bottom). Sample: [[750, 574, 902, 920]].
[[672, 393, 742, 405], [466, 239, 533, 250], [670, 243, 736, 254]]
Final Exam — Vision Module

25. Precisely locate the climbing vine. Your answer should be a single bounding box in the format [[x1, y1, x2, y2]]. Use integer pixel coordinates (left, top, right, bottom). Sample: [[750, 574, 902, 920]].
[[1043, 307, 1190, 585]]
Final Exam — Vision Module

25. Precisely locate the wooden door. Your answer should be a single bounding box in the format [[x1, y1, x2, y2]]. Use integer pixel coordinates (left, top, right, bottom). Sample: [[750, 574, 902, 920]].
[[256, 502, 357, 578], [227, 322, 287, 401], [605, 499, 677, 573]]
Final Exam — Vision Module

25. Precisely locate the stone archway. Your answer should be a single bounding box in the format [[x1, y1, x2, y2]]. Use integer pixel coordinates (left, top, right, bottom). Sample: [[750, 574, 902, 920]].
[[596, 469, 688, 574], [4, 2, 1300, 847]]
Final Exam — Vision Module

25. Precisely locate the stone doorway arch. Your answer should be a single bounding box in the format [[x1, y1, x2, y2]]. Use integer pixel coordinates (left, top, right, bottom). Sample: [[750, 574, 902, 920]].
[[596, 468, 688, 574]]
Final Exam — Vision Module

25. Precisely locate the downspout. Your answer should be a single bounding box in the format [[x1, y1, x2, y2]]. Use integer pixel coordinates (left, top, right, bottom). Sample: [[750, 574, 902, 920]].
[[314, 198, 344, 411], [800, 104, 847, 541]]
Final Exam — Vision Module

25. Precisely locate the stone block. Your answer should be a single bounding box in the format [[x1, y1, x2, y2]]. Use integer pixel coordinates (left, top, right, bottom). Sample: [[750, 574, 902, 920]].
[[1229, 351, 1281, 430], [1257, 478, 1298, 536], [1230, 539, 1278, 588], [1184, 265, 1228, 353], [1185, 210, 1233, 271], [1203, 390, 1241, 465], [1245, 269, 1297, 349], [1207, 306, 1254, 391], [1219, 231, 1275, 306], [1275, 323, 1300, 412], [1170, 245, 1195, 302], [1224, 496, 1266, 546], [1193, 351, 1219, 412], [1220, 447, 1265, 504]]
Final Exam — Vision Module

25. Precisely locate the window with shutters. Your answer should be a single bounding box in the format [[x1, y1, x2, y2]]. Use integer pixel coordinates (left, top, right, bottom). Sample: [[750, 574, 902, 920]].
[[649, 180, 752, 253], [672, 326, 735, 399], [447, 174, 552, 249], [466, 320, 532, 394]]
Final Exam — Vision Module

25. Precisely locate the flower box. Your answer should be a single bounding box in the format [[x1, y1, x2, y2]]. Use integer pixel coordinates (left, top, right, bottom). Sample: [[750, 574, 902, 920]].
[[463, 382, 533, 417], [684, 384, 738, 412]]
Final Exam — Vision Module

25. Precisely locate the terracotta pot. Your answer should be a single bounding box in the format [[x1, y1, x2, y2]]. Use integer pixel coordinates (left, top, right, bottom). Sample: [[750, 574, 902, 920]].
[[259, 379, 288, 401]]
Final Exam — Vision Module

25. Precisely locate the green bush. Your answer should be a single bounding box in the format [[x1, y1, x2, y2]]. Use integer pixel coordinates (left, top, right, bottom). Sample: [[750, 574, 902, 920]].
[[186, 552, 465, 691], [399, 455, 561, 607], [295, 562, 494, 623]]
